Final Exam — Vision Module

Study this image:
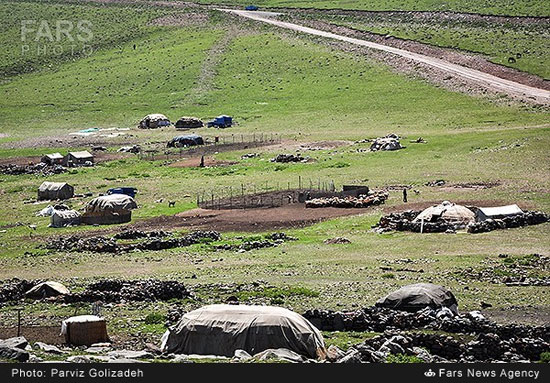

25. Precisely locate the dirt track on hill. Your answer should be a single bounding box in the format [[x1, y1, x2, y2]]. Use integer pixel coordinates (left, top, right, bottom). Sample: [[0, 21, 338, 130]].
[[225, 10, 550, 104]]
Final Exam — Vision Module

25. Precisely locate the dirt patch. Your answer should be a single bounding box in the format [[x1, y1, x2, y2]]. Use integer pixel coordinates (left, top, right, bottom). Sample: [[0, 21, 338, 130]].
[[169, 205, 367, 232], [168, 156, 237, 168], [0, 326, 65, 345], [482, 306, 550, 327]]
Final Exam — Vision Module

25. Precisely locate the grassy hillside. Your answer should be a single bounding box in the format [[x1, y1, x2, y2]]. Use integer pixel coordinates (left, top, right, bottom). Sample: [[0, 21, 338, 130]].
[[1, 28, 547, 142], [196, 0, 550, 17], [308, 13, 550, 78], [0, 1, 168, 79]]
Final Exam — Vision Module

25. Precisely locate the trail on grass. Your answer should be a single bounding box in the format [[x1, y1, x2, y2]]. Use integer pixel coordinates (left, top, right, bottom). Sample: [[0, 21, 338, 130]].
[[225, 10, 550, 104]]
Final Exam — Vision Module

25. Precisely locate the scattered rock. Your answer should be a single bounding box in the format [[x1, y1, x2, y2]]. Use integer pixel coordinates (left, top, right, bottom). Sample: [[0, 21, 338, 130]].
[[324, 237, 351, 244], [34, 342, 66, 354]]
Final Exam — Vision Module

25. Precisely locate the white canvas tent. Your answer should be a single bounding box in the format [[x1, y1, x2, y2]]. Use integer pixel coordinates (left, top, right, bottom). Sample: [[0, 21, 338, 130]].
[[413, 201, 475, 228], [476, 204, 523, 221], [161, 304, 326, 359]]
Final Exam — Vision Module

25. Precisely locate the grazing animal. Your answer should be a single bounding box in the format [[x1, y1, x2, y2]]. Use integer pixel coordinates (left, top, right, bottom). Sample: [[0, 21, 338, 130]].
[[168, 201, 176, 208]]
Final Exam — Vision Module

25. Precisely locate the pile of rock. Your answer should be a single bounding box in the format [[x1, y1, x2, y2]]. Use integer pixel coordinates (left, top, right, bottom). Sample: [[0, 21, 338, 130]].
[[303, 306, 550, 342], [0, 336, 30, 362], [0, 163, 66, 176], [117, 145, 141, 154], [336, 330, 549, 363], [375, 209, 450, 233], [306, 191, 388, 208], [44, 230, 221, 253], [376, 208, 549, 234], [112, 230, 169, 240], [62, 279, 193, 303], [214, 232, 297, 252], [467, 210, 549, 233], [0, 278, 40, 303], [271, 154, 308, 163], [369, 134, 403, 152]]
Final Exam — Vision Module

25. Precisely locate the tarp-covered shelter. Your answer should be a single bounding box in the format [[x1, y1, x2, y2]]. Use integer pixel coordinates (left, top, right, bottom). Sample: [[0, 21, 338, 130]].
[[413, 201, 475, 228], [167, 134, 204, 148], [139, 114, 171, 129], [81, 194, 138, 225], [370, 134, 403, 151], [64, 151, 94, 167], [25, 281, 70, 299], [376, 283, 458, 314], [61, 315, 109, 346], [161, 304, 326, 359], [41, 153, 64, 166], [175, 116, 204, 130], [476, 204, 523, 221], [50, 209, 81, 228], [38, 182, 74, 201]]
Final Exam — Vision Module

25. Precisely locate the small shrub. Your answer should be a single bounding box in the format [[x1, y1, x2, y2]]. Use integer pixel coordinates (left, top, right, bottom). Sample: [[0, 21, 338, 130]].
[[381, 273, 395, 279], [144, 313, 165, 325], [540, 352, 550, 363], [386, 354, 424, 363]]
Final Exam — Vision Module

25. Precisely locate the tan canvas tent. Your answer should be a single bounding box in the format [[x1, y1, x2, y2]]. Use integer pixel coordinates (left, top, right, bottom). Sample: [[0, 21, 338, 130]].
[[376, 283, 458, 314], [81, 194, 138, 225], [161, 304, 326, 359], [50, 209, 81, 228], [38, 182, 74, 201], [413, 201, 475, 228], [25, 281, 70, 299], [139, 114, 171, 129], [175, 116, 203, 130]]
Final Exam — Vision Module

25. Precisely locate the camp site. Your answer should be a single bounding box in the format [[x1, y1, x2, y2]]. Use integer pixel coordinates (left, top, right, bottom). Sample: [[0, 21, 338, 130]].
[[0, 0, 548, 371]]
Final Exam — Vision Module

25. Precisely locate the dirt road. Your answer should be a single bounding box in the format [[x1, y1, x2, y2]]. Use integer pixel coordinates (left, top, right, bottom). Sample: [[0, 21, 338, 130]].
[[224, 10, 550, 104]]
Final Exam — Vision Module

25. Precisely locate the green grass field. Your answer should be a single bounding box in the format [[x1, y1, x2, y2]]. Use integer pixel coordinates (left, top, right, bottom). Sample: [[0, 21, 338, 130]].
[[0, 0, 548, 357]]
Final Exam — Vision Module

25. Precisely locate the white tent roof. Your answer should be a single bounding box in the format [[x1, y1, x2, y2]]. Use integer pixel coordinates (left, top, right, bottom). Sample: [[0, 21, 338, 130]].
[[477, 204, 523, 218]]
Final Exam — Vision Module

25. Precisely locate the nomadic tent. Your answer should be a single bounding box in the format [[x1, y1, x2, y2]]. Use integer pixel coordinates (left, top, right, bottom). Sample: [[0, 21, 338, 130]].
[[61, 315, 109, 346], [413, 201, 475, 228], [376, 283, 458, 315], [64, 151, 94, 167], [175, 116, 204, 130], [161, 304, 326, 359], [167, 134, 204, 148], [41, 153, 64, 166], [370, 134, 403, 151], [81, 194, 138, 225], [25, 281, 70, 299], [476, 204, 523, 221], [38, 182, 74, 201], [50, 209, 81, 228], [139, 114, 171, 129]]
